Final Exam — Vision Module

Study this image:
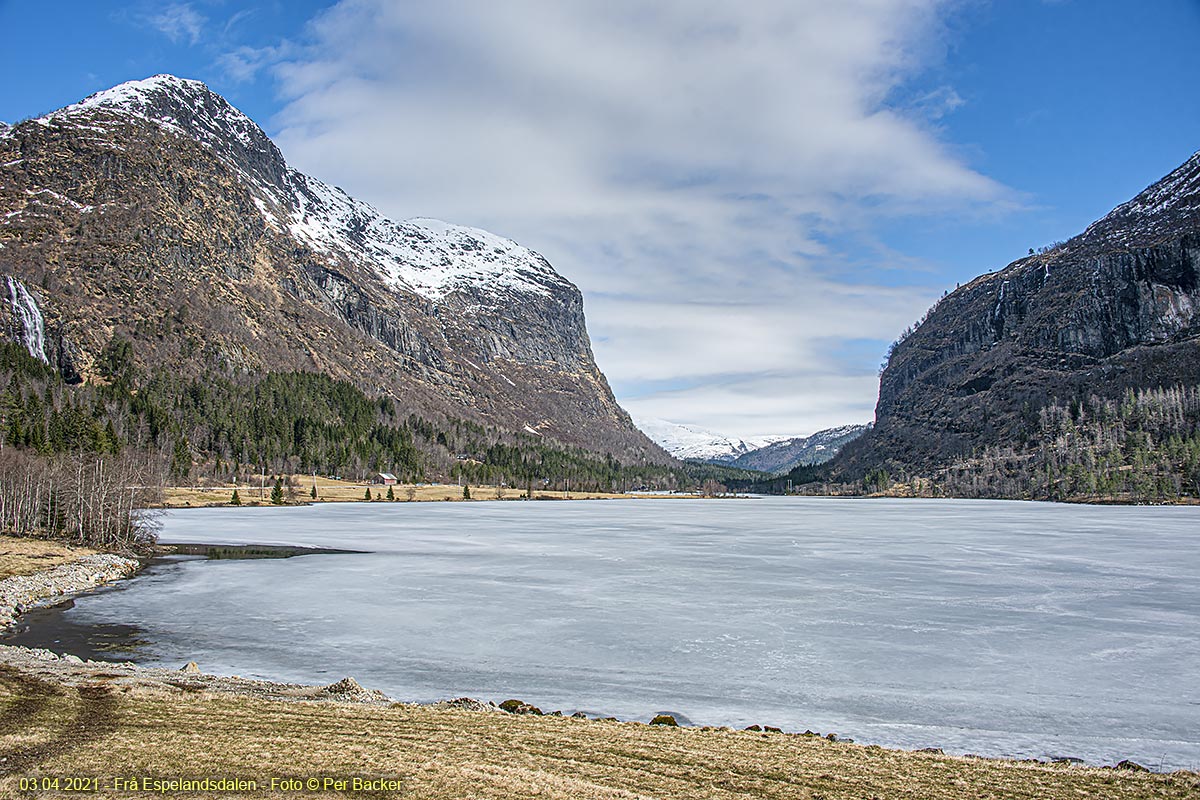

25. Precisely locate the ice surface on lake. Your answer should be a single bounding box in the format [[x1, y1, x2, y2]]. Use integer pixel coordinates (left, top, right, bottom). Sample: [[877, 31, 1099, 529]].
[[63, 498, 1200, 769]]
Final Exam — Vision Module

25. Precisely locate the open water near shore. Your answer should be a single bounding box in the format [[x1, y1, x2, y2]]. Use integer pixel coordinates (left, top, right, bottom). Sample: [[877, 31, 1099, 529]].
[[15, 498, 1200, 770]]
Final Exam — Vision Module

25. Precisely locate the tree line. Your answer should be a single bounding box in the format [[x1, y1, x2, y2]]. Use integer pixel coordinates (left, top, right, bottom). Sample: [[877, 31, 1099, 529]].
[[937, 385, 1200, 502], [0, 337, 754, 548], [749, 383, 1200, 503]]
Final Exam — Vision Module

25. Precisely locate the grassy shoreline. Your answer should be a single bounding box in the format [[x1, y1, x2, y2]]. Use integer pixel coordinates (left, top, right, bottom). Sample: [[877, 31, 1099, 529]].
[[158, 476, 703, 508], [1, 650, 1195, 799]]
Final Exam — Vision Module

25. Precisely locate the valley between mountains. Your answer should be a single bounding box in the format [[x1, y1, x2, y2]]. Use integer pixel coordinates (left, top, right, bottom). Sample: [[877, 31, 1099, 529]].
[[2, 74, 1200, 504]]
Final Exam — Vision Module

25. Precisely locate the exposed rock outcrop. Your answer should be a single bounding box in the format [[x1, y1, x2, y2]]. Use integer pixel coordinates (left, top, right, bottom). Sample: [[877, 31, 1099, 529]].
[[842, 150, 1200, 475], [0, 75, 668, 464]]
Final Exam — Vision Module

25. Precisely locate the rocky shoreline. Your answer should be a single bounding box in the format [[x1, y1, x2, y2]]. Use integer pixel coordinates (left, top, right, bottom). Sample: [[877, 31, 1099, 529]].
[[0, 553, 140, 631], [0, 642, 394, 704]]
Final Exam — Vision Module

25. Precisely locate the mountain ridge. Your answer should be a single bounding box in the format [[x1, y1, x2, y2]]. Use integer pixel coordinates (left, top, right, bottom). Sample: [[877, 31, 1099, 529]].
[[0, 75, 670, 465], [729, 424, 870, 474], [633, 417, 782, 463], [837, 146, 1200, 486], [637, 417, 868, 473]]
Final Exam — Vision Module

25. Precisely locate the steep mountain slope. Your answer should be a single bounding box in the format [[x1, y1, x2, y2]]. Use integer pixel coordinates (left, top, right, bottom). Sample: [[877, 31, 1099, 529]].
[[730, 424, 869, 474], [634, 417, 780, 463], [841, 149, 1200, 477], [0, 76, 668, 464]]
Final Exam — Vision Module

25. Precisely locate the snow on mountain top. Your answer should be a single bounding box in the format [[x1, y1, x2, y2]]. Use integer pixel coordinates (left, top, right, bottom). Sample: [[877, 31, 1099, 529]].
[[67, 74, 208, 112], [50, 74, 272, 156], [41, 74, 571, 306], [635, 417, 782, 463], [283, 171, 566, 303]]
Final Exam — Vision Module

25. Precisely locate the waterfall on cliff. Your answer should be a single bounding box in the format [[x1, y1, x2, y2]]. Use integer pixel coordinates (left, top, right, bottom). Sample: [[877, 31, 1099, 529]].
[[5, 277, 48, 363]]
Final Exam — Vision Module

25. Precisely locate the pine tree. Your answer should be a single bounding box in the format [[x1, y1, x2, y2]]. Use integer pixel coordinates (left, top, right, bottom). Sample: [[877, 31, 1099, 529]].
[[386, 485, 395, 501], [364, 487, 372, 501], [310, 484, 317, 499], [462, 484, 471, 500], [270, 478, 284, 505], [230, 489, 241, 506]]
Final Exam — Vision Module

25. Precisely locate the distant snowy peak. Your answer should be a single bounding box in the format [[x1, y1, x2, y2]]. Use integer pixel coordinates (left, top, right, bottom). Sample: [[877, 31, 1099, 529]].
[[728, 423, 871, 474], [44, 75, 569, 306], [635, 418, 780, 463]]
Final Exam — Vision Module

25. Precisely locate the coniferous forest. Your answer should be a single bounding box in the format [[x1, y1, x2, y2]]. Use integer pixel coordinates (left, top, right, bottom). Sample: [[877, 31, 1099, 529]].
[[751, 384, 1200, 504], [0, 339, 757, 547]]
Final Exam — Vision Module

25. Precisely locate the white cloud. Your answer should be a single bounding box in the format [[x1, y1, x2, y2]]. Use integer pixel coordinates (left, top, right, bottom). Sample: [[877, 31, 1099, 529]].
[[219, 41, 297, 83], [148, 2, 206, 45], [254, 0, 1011, 439]]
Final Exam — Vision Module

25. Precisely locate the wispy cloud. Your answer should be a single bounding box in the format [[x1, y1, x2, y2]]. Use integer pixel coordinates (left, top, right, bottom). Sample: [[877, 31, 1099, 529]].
[[259, 0, 1012, 438], [147, 2, 206, 46], [219, 41, 295, 83]]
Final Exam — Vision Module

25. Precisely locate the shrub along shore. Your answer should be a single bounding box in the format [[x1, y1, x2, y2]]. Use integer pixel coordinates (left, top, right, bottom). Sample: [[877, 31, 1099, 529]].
[[0, 539, 1196, 799]]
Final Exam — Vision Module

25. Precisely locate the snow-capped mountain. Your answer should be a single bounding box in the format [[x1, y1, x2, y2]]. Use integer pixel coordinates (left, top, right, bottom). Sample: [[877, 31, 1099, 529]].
[[636, 416, 870, 472], [49, 75, 570, 309], [0, 75, 668, 464], [729, 424, 870, 474], [635, 418, 785, 463]]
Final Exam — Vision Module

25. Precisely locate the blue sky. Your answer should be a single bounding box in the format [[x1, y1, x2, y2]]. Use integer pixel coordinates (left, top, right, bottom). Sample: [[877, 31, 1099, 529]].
[[2, 0, 1198, 439]]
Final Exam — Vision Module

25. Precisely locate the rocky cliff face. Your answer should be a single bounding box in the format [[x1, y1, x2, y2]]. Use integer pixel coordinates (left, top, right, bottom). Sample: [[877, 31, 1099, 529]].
[[842, 150, 1200, 474], [0, 76, 667, 464]]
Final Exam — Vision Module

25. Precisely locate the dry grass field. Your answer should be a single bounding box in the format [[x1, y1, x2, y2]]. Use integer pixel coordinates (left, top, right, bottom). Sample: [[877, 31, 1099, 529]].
[[161, 476, 687, 508], [0, 667, 1196, 800], [0, 537, 98, 581]]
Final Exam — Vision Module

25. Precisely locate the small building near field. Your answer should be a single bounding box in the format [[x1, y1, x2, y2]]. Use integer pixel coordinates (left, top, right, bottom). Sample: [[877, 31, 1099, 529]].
[[373, 472, 399, 486]]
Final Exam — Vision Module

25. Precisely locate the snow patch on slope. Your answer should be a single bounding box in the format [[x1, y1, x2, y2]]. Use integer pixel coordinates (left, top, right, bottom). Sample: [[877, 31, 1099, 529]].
[[282, 171, 565, 303], [1080, 148, 1200, 248], [46, 75, 570, 307]]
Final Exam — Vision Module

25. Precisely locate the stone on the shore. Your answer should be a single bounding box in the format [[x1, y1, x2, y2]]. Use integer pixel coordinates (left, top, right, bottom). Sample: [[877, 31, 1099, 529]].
[[650, 714, 679, 727], [321, 676, 388, 704], [180, 661, 201, 673], [764, 725, 782, 733], [1115, 759, 1149, 772], [498, 698, 543, 715], [434, 697, 500, 713], [744, 725, 762, 732], [62, 654, 83, 664], [570, 712, 588, 719], [917, 747, 944, 755], [0, 554, 140, 634]]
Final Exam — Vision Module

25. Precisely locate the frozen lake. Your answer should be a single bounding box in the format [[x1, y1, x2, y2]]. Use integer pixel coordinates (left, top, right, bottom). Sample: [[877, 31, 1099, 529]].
[[34, 498, 1200, 769]]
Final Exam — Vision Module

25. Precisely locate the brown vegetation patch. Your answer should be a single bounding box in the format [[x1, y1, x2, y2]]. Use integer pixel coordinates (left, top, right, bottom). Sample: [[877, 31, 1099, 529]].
[[161, 476, 685, 507], [0, 536, 99, 581], [0, 665, 1196, 799]]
